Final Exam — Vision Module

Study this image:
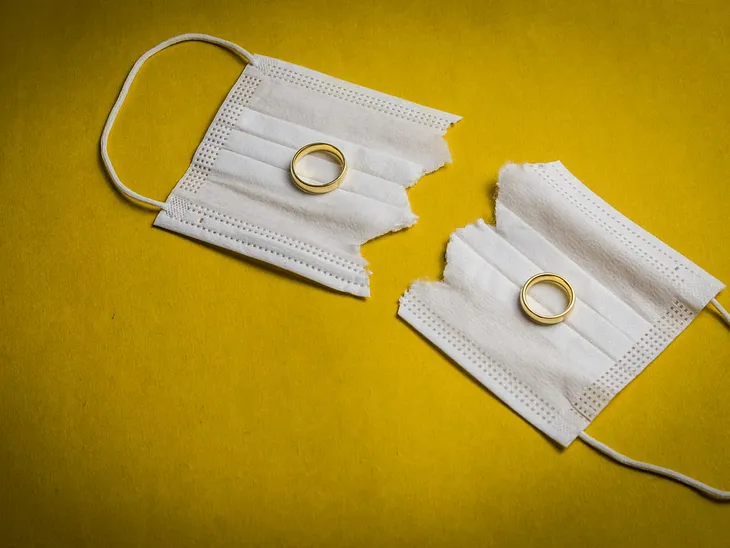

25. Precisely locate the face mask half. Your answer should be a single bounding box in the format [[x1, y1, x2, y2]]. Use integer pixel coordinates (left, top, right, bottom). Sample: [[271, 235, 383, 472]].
[[399, 161, 729, 499], [101, 34, 460, 297]]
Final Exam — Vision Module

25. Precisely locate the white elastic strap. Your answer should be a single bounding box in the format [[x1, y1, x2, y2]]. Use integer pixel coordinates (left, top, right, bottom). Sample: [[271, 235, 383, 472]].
[[711, 298, 730, 325], [100, 33, 255, 210], [579, 432, 730, 500], [579, 297, 730, 500]]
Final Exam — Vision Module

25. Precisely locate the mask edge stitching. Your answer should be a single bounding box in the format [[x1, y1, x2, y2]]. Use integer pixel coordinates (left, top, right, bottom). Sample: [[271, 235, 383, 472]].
[[531, 164, 688, 286], [551, 163, 695, 273], [400, 290, 585, 436], [177, 199, 364, 273], [180, 73, 263, 195], [163, 215, 369, 289], [256, 58, 454, 132], [571, 299, 694, 420]]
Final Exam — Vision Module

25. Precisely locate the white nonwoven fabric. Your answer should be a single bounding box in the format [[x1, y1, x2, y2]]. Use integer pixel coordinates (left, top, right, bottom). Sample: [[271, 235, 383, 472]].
[[102, 34, 460, 297], [399, 161, 725, 447]]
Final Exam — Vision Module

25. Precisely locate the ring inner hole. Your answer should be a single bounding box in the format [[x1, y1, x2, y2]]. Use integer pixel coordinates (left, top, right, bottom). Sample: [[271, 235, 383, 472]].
[[527, 279, 570, 316], [295, 150, 343, 186]]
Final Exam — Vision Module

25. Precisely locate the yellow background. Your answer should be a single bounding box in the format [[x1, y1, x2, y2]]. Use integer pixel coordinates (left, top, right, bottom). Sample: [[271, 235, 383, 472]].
[[1, 0, 729, 545]]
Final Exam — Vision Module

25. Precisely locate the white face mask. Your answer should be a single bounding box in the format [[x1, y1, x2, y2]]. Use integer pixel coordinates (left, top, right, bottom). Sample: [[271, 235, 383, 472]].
[[101, 34, 460, 297], [399, 161, 729, 499]]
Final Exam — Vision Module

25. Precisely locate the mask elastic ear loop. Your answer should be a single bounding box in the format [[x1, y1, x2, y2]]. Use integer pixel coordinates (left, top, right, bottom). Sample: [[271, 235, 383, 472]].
[[711, 297, 730, 324], [579, 431, 730, 500], [580, 297, 730, 500], [100, 33, 256, 210]]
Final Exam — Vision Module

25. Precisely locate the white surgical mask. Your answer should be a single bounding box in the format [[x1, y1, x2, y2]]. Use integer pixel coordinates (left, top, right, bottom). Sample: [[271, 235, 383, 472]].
[[101, 34, 460, 297], [399, 161, 729, 499]]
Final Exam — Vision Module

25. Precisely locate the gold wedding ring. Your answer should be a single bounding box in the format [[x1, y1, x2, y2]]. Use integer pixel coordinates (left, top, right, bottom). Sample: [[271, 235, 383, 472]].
[[519, 273, 575, 325], [289, 142, 347, 194]]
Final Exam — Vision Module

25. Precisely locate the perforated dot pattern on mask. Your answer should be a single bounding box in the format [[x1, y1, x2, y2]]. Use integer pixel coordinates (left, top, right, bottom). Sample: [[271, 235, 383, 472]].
[[179, 73, 261, 194], [256, 58, 455, 132], [163, 196, 369, 288], [399, 290, 578, 433], [572, 300, 694, 420], [530, 164, 690, 287]]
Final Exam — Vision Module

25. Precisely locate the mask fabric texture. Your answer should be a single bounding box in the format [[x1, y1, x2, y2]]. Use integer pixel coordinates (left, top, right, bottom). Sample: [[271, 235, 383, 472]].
[[102, 34, 460, 297], [399, 161, 729, 499]]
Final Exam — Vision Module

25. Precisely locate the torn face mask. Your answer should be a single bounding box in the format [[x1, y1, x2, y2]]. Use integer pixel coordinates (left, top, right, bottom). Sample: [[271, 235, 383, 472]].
[[101, 34, 460, 297], [399, 161, 729, 499]]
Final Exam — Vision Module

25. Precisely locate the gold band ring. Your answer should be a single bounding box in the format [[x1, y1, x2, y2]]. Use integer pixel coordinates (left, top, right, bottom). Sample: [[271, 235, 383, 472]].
[[289, 142, 347, 194], [519, 273, 575, 325]]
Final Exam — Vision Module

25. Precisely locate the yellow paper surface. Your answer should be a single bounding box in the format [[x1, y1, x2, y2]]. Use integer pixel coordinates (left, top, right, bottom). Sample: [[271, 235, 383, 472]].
[[1, 1, 729, 546]]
